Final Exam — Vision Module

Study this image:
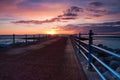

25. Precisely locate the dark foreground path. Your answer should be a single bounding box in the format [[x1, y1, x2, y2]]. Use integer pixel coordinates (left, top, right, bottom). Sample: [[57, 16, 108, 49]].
[[0, 37, 88, 80]]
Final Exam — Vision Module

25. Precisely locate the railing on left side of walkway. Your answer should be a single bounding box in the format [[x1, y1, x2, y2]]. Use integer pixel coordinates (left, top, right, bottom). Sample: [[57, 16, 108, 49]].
[[11, 34, 51, 45], [70, 30, 120, 80], [0, 34, 58, 48]]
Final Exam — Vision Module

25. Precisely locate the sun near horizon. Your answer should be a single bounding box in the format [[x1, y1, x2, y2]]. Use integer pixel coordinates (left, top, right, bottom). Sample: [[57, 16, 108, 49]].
[[46, 29, 57, 35]]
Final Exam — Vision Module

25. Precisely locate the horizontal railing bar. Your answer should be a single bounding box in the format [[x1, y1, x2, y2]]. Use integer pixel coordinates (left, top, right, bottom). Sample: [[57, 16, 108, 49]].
[[91, 63, 107, 80], [80, 45, 89, 53], [71, 35, 120, 80], [71, 41, 78, 52], [80, 50, 88, 60], [74, 41, 79, 47], [72, 40, 76, 45], [74, 40, 87, 48], [73, 42, 79, 49], [92, 45, 120, 58], [75, 38, 79, 41], [73, 39, 88, 60], [91, 54, 120, 79], [72, 41, 77, 48], [81, 41, 88, 45], [75, 41, 80, 45]]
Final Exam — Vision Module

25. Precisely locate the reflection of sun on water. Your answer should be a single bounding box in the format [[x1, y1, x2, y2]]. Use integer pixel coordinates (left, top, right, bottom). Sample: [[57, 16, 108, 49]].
[[46, 29, 57, 35]]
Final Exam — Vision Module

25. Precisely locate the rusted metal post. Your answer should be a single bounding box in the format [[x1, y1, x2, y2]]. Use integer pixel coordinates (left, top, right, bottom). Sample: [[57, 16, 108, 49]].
[[88, 30, 93, 71], [13, 34, 15, 45]]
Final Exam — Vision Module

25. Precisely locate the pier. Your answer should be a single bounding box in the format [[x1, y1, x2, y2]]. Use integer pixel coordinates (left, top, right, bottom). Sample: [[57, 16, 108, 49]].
[[0, 37, 88, 80], [0, 31, 120, 80]]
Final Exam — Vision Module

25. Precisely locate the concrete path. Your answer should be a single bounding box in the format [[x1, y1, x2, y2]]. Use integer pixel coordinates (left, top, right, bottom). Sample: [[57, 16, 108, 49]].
[[0, 37, 88, 80]]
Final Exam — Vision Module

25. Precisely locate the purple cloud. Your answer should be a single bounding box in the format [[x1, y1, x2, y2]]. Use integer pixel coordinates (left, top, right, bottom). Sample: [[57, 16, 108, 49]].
[[88, 1, 120, 17], [11, 6, 81, 24], [88, 9, 106, 13], [89, 2, 103, 7], [61, 21, 120, 34], [8, 0, 120, 25], [63, 6, 83, 16], [86, 8, 107, 17], [61, 17, 76, 20], [12, 18, 60, 24]]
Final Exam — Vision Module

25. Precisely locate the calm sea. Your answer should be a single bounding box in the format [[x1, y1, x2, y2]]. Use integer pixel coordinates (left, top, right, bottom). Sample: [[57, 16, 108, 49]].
[[81, 34, 120, 49], [94, 37, 120, 49], [0, 35, 120, 49], [0, 35, 42, 47]]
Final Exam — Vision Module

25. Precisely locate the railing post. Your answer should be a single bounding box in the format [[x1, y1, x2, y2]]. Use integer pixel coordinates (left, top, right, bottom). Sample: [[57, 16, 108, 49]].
[[33, 35, 35, 42], [39, 34, 41, 41], [25, 34, 28, 44], [79, 32, 81, 39], [78, 32, 81, 53], [88, 30, 93, 71], [13, 34, 15, 45]]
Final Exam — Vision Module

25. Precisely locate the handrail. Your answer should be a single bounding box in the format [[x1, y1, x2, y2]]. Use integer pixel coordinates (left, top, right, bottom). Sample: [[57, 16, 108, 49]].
[[92, 45, 120, 58], [80, 45, 89, 53], [91, 54, 120, 79], [91, 63, 107, 80], [80, 50, 88, 60], [70, 30, 120, 80], [0, 34, 52, 47]]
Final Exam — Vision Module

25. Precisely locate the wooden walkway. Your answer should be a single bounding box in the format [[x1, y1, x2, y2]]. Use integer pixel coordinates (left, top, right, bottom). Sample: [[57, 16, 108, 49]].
[[0, 37, 88, 80]]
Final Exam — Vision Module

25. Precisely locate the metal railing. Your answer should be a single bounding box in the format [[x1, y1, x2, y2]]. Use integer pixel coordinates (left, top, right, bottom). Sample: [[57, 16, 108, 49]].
[[12, 34, 50, 45], [70, 30, 120, 80], [0, 34, 53, 47]]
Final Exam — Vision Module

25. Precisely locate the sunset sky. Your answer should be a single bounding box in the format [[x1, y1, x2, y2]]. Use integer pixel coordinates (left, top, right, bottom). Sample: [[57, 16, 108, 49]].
[[0, 0, 120, 34]]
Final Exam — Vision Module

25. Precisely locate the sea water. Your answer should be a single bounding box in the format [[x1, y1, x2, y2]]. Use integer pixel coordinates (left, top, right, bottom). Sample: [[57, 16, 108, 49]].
[[0, 35, 40, 47], [94, 37, 120, 49], [81, 34, 120, 49], [0, 35, 120, 49]]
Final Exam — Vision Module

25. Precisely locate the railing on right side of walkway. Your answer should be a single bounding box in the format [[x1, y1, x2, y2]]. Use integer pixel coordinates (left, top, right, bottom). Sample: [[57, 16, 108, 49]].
[[70, 30, 120, 80]]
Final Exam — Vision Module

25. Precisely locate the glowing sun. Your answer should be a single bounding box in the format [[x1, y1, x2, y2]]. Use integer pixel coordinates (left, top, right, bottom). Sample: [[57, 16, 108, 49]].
[[46, 29, 57, 35]]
